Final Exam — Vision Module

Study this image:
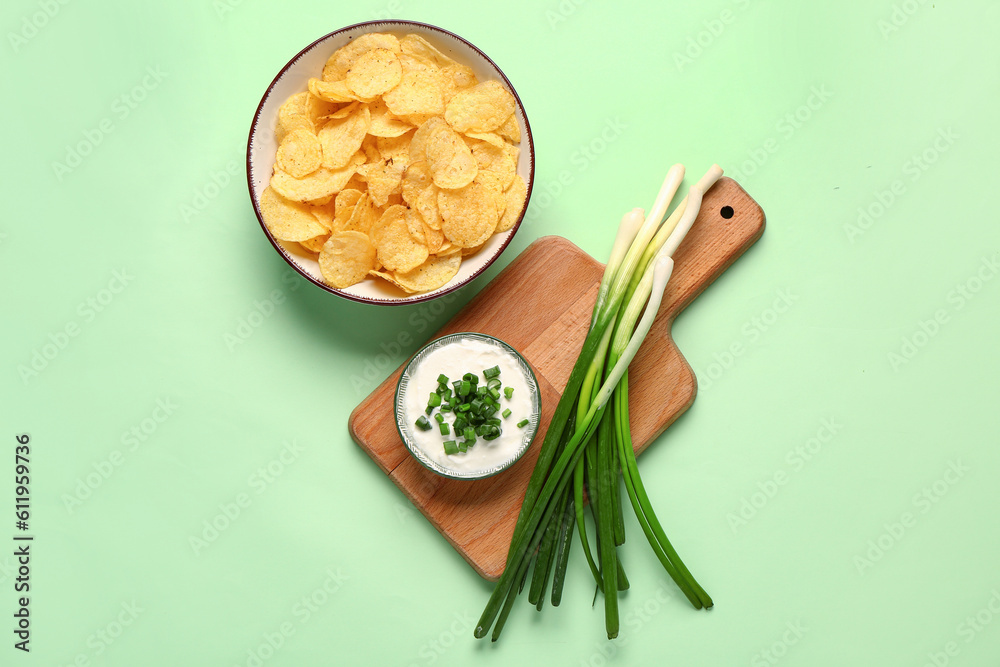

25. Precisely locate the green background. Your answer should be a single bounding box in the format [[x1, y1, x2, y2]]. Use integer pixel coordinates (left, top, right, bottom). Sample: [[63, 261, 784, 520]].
[[2, 0, 999, 665]]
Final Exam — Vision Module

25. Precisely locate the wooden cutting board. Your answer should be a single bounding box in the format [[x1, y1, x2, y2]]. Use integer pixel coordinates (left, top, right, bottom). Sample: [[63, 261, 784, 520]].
[[348, 177, 764, 581]]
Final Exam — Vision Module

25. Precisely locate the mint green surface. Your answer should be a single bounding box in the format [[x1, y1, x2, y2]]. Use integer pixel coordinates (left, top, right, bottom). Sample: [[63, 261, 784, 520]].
[[2, 1, 999, 664]]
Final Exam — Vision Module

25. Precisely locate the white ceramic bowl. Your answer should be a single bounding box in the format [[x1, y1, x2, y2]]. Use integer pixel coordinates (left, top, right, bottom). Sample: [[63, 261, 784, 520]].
[[246, 21, 535, 305], [394, 332, 541, 480]]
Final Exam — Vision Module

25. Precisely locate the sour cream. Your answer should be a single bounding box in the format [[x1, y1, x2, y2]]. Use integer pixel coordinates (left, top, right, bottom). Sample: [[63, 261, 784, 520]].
[[395, 333, 540, 479]]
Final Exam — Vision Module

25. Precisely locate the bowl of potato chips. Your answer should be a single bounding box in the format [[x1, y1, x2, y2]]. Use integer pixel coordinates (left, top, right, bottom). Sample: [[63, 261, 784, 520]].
[[247, 21, 534, 304]]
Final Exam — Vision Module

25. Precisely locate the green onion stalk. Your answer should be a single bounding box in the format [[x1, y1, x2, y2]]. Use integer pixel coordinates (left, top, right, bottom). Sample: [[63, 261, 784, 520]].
[[475, 164, 723, 641]]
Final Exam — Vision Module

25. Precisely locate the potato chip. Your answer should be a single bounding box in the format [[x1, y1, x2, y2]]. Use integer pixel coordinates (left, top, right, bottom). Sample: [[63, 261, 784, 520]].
[[299, 234, 330, 254], [400, 112, 435, 127], [259, 186, 329, 241], [308, 78, 356, 103], [375, 132, 412, 163], [366, 160, 405, 207], [421, 219, 445, 253], [442, 63, 478, 91], [276, 92, 314, 141], [367, 100, 414, 138], [369, 269, 415, 293], [341, 193, 375, 235], [323, 32, 401, 82], [471, 141, 516, 191], [438, 181, 499, 247], [347, 48, 402, 99], [377, 209, 429, 272], [404, 208, 426, 245], [425, 123, 478, 189], [399, 34, 456, 68], [382, 68, 445, 118], [343, 173, 367, 192], [307, 194, 333, 206], [393, 252, 462, 292], [461, 242, 485, 257], [305, 92, 342, 129], [408, 117, 447, 165], [331, 188, 364, 230], [310, 199, 337, 230], [319, 231, 377, 288], [415, 184, 442, 230], [270, 157, 359, 202], [327, 100, 361, 120], [318, 104, 370, 169], [276, 129, 322, 178], [401, 160, 432, 205], [444, 80, 515, 133], [397, 52, 438, 75], [497, 113, 521, 143], [464, 131, 505, 149], [370, 203, 406, 246], [497, 175, 527, 233]]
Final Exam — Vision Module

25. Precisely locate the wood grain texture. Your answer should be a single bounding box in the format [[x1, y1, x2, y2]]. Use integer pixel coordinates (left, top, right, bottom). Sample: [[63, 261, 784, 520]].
[[348, 176, 764, 580]]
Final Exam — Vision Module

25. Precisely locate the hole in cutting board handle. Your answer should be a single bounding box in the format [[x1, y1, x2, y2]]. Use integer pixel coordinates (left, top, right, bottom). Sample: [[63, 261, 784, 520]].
[[720, 205, 734, 219]]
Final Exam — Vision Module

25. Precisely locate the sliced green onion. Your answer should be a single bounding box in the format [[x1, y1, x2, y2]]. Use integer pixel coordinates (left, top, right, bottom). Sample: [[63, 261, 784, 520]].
[[504, 386, 514, 399], [437, 374, 450, 385], [517, 419, 529, 428], [415, 415, 431, 431], [443, 440, 459, 455], [439, 422, 450, 436], [502, 408, 512, 419], [483, 365, 501, 380]]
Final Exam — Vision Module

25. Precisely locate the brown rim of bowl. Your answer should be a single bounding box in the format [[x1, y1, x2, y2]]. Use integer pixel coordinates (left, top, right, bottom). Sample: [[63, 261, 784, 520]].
[[246, 20, 536, 306]]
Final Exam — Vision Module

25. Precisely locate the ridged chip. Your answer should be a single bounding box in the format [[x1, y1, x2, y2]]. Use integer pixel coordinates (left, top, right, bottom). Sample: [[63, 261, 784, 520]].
[[393, 252, 462, 292], [444, 80, 515, 133], [425, 123, 477, 189], [347, 48, 402, 99], [276, 129, 322, 178], [438, 181, 499, 247], [259, 186, 329, 241], [318, 104, 370, 169], [319, 231, 377, 289]]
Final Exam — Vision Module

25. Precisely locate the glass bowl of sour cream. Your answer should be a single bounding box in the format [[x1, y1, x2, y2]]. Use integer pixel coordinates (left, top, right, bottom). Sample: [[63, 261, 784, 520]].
[[394, 332, 541, 480]]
